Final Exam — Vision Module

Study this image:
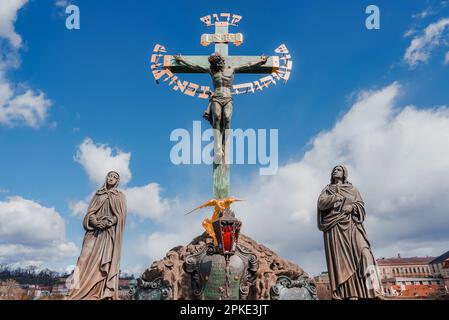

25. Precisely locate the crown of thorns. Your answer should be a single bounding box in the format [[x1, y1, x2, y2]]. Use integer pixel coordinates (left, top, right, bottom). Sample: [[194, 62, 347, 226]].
[[208, 52, 224, 65]]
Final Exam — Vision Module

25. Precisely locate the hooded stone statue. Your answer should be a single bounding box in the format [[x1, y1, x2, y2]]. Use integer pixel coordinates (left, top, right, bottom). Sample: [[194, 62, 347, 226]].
[[317, 165, 381, 299], [68, 171, 127, 300]]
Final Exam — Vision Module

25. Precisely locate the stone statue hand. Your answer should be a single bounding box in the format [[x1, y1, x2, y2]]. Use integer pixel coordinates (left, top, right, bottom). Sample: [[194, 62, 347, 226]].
[[89, 214, 100, 228], [260, 55, 269, 64], [173, 54, 182, 62], [99, 218, 114, 229], [97, 221, 106, 229], [343, 204, 353, 214]]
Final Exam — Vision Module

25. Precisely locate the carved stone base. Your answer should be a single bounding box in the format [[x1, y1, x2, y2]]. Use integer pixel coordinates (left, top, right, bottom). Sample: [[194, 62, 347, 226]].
[[134, 233, 317, 300], [131, 277, 171, 300], [270, 275, 317, 300], [184, 243, 258, 300]]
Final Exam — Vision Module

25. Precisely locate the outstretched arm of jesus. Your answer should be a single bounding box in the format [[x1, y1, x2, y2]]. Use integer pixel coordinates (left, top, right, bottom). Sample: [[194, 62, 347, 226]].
[[173, 55, 209, 73], [234, 55, 269, 72]]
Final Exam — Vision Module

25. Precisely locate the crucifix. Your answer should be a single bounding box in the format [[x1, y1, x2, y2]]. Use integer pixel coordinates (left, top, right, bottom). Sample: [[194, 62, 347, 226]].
[[156, 14, 283, 199]]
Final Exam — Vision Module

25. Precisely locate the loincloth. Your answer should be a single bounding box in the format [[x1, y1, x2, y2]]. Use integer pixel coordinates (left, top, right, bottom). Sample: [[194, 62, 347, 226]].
[[203, 95, 233, 124]]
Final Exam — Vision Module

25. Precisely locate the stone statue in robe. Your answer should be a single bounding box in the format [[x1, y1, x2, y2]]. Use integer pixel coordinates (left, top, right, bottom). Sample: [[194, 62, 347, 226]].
[[68, 171, 127, 300], [317, 165, 381, 300]]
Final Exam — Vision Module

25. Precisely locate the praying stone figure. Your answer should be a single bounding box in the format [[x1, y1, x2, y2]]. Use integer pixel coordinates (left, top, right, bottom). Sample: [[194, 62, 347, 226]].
[[68, 171, 127, 300], [317, 165, 381, 300], [174, 52, 268, 164]]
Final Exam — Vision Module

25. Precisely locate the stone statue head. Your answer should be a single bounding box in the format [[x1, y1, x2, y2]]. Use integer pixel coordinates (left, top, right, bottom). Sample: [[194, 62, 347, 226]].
[[208, 52, 225, 71], [105, 171, 120, 189], [330, 165, 349, 184]]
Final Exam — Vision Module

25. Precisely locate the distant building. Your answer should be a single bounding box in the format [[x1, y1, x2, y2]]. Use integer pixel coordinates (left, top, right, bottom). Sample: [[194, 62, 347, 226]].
[[34, 288, 51, 300], [377, 253, 447, 299], [51, 276, 70, 298], [119, 278, 131, 289], [377, 254, 434, 279], [314, 272, 331, 300], [429, 251, 449, 291], [22, 284, 52, 300], [118, 275, 136, 300], [381, 277, 445, 299], [0, 280, 24, 300]]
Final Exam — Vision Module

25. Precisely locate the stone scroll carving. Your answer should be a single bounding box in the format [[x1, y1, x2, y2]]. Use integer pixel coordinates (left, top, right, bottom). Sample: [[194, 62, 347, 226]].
[[270, 275, 318, 300]]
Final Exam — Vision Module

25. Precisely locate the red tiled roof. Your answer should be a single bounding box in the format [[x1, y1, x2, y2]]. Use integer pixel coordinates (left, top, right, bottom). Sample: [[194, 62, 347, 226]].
[[377, 257, 435, 266]]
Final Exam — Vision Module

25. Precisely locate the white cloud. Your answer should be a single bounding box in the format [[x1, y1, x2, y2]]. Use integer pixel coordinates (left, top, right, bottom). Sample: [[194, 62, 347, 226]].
[[65, 83, 449, 276], [412, 9, 435, 20], [445, 51, 449, 64], [404, 17, 449, 68], [75, 138, 132, 186], [120, 264, 146, 277], [124, 183, 170, 219], [403, 29, 417, 38], [0, 196, 65, 244], [0, 242, 78, 262], [55, 0, 70, 7], [136, 232, 185, 264], [0, 0, 53, 128], [69, 183, 170, 220], [229, 82, 449, 274], [133, 83, 449, 276], [119, 192, 204, 268], [54, 0, 73, 19], [0, 197, 78, 265], [0, 0, 28, 49], [72, 138, 170, 221], [0, 88, 52, 128], [68, 198, 90, 218], [375, 239, 449, 260]]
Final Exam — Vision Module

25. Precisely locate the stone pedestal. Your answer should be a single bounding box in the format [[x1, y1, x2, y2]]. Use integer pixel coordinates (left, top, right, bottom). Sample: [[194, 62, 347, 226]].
[[133, 233, 317, 300]]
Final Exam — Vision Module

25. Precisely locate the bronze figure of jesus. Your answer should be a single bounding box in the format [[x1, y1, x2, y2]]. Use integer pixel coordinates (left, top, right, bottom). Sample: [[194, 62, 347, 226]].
[[174, 52, 268, 164]]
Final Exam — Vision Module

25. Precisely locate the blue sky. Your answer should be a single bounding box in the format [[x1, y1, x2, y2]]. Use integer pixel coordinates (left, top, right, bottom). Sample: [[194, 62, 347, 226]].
[[1, 0, 449, 276]]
